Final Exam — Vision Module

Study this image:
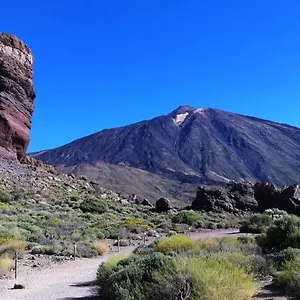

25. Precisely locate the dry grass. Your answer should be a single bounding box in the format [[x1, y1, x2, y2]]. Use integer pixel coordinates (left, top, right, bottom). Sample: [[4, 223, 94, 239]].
[[92, 240, 109, 256], [181, 255, 257, 300], [197, 237, 218, 249], [0, 240, 26, 255], [0, 255, 12, 276]]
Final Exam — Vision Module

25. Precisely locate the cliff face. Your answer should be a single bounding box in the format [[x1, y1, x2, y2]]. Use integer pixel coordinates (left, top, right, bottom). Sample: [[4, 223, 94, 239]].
[[0, 33, 35, 160]]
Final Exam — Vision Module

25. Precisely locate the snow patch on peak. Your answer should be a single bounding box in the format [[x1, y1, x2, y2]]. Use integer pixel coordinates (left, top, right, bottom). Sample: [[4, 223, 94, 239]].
[[173, 112, 189, 126], [195, 108, 206, 114]]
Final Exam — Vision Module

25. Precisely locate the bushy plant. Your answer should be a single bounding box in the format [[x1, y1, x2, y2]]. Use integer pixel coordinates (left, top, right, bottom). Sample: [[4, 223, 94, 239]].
[[92, 240, 109, 256], [180, 256, 257, 300], [0, 255, 12, 276], [0, 190, 11, 203], [257, 215, 300, 251], [97, 252, 177, 300], [79, 197, 108, 214], [240, 213, 273, 234], [172, 210, 200, 226], [154, 235, 198, 253]]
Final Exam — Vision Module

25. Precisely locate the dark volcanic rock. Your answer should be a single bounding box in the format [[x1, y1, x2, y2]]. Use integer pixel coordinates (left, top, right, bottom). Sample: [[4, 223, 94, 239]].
[[0, 33, 35, 160], [192, 181, 300, 215], [280, 184, 300, 214], [155, 198, 171, 213], [192, 182, 257, 213], [254, 182, 280, 211]]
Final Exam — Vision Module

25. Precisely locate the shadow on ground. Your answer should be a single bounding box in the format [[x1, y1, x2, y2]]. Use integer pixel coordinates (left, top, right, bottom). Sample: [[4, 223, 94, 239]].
[[70, 281, 96, 288], [254, 281, 286, 299], [61, 296, 98, 300], [60, 280, 98, 300]]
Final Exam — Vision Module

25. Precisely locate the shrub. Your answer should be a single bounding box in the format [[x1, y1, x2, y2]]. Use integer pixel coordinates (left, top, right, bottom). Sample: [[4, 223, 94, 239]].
[[237, 235, 256, 245], [273, 254, 300, 294], [257, 215, 300, 252], [93, 240, 109, 256], [0, 255, 12, 276], [269, 248, 300, 269], [97, 252, 177, 300], [240, 213, 273, 234], [154, 235, 198, 253], [122, 218, 152, 230], [172, 211, 200, 226], [79, 197, 108, 214], [0, 240, 25, 255], [198, 237, 218, 249], [181, 256, 257, 300], [286, 274, 300, 300], [0, 190, 11, 203]]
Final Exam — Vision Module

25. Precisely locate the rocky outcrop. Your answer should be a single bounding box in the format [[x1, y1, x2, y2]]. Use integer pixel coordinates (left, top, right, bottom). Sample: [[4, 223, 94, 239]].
[[0, 33, 35, 160], [192, 181, 257, 213], [191, 181, 300, 215], [155, 198, 171, 213]]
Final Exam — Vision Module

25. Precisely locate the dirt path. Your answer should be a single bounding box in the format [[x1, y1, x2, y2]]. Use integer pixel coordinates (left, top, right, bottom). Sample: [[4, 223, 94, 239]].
[[0, 247, 136, 300], [0, 229, 287, 300]]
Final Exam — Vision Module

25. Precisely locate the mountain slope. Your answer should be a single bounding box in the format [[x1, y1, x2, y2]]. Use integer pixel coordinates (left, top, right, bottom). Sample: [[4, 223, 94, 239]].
[[31, 105, 300, 202]]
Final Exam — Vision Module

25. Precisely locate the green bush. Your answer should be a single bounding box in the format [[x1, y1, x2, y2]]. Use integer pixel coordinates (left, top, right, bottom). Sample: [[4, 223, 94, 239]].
[[240, 213, 273, 234], [172, 210, 200, 226], [97, 252, 178, 300], [257, 215, 300, 252], [79, 197, 108, 214], [154, 235, 198, 253], [0, 190, 11, 204]]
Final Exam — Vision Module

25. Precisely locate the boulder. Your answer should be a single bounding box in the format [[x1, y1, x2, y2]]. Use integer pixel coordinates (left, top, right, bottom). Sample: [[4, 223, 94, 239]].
[[0, 33, 35, 160], [155, 197, 170, 213]]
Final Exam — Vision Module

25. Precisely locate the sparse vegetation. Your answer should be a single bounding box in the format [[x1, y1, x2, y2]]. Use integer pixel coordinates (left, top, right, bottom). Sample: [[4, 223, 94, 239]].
[[0, 171, 244, 257]]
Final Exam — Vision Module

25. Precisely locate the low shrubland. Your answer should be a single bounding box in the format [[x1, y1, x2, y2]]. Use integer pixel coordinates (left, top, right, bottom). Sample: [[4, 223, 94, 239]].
[[96, 235, 260, 300], [0, 180, 244, 258]]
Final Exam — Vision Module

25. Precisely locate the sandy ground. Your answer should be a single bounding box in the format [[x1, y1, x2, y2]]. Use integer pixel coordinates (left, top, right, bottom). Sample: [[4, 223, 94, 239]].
[[0, 247, 136, 300], [0, 229, 287, 300]]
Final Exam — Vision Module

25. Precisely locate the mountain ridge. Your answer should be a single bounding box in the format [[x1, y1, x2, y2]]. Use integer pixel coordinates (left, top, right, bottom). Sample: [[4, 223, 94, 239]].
[[31, 105, 300, 202]]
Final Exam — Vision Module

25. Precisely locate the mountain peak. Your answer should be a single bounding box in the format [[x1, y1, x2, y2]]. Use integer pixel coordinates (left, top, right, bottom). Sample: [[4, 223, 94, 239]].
[[170, 105, 196, 115]]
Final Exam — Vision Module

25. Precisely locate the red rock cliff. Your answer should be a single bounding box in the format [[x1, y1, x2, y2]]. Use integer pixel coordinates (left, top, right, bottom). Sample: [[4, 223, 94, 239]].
[[0, 33, 35, 160]]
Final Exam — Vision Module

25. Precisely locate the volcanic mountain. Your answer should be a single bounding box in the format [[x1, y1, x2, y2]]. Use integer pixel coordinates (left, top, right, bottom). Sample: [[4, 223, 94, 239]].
[[31, 105, 300, 203]]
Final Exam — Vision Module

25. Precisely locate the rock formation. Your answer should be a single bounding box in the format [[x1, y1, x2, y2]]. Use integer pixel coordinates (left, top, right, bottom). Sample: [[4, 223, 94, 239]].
[[0, 33, 35, 160], [191, 181, 300, 215]]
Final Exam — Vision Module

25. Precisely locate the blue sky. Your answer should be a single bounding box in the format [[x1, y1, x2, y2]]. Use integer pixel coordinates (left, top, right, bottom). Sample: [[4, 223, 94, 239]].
[[2, 1, 300, 152]]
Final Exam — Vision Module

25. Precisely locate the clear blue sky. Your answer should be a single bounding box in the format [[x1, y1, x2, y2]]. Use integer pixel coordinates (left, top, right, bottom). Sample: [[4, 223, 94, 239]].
[[2, 1, 300, 152]]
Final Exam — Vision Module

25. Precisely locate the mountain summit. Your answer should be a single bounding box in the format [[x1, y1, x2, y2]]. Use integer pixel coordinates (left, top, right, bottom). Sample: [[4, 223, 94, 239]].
[[31, 106, 300, 202]]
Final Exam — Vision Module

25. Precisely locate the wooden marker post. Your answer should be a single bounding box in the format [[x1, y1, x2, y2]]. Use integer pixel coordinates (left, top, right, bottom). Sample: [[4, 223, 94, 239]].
[[14, 251, 18, 279], [73, 243, 77, 260], [117, 235, 120, 253]]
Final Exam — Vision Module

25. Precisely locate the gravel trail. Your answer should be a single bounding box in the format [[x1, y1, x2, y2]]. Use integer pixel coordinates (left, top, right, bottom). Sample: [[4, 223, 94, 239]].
[[0, 247, 136, 300]]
